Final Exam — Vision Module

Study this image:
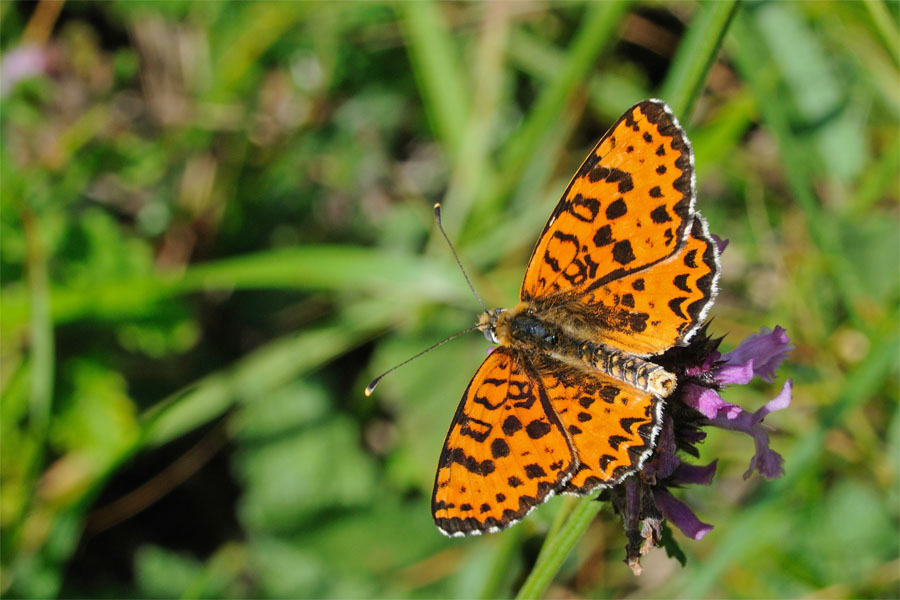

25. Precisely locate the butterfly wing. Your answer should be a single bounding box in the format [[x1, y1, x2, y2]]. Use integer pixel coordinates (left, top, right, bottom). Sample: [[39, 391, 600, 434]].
[[520, 99, 718, 353], [580, 215, 719, 355], [535, 356, 662, 494], [432, 347, 576, 536]]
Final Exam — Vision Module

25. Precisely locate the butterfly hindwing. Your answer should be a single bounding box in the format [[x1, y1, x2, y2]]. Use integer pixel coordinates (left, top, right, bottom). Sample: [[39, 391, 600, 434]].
[[578, 215, 720, 355], [432, 347, 576, 536], [534, 356, 663, 494]]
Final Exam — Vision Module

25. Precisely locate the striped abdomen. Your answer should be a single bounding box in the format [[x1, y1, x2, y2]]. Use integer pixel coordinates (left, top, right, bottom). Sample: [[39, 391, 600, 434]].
[[501, 310, 677, 397]]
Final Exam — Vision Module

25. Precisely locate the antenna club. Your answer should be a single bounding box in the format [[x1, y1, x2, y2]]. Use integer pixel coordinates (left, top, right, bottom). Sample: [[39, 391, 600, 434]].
[[433, 203, 442, 223], [364, 379, 378, 396]]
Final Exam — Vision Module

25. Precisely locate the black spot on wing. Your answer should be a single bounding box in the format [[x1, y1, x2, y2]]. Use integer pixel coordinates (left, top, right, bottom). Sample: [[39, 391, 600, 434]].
[[447, 448, 496, 475], [568, 194, 601, 222], [668, 296, 688, 319], [599, 385, 619, 403], [605, 198, 627, 219], [490, 438, 510, 458], [588, 165, 634, 194], [524, 464, 547, 479], [593, 225, 613, 247], [612, 240, 635, 264], [673, 273, 691, 292], [619, 417, 644, 434], [684, 249, 698, 268], [650, 205, 672, 223], [525, 419, 552, 439], [502, 416, 522, 435], [608, 435, 628, 450]]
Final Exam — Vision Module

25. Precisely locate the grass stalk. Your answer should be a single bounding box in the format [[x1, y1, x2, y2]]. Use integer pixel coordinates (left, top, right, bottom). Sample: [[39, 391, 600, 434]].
[[514, 495, 602, 600], [660, 0, 740, 119], [397, 0, 470, 155]]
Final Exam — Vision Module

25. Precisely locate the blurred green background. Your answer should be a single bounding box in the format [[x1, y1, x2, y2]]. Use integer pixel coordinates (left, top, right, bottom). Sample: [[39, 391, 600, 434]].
[[1, 1, 898, 598]]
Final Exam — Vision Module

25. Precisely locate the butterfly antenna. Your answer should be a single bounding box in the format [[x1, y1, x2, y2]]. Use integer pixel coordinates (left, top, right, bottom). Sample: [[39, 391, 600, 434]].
[[433, 203, 488, 314], [364, 324, 480, 396]]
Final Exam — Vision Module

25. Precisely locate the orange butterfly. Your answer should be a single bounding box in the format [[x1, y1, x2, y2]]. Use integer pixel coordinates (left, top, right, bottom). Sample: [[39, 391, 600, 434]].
[[431, 100, 720, 536]]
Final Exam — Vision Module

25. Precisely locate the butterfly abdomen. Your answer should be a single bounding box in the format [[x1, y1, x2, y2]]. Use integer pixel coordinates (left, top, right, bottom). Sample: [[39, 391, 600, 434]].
[[499, 307, 676, 398]]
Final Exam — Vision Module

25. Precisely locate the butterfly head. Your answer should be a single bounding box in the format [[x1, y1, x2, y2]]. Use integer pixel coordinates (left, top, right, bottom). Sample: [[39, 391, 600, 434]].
[[477, 308, 506, 344]]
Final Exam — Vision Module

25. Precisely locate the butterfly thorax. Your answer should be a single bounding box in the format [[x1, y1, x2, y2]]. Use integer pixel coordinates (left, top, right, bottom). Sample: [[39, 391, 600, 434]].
[[487, 304, 676, 398]]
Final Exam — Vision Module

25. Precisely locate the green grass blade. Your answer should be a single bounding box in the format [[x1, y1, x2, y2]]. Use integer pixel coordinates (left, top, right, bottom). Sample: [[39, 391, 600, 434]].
[[140, 299, 393, 447], [22, 213, 53, 448], [507, 27, 648, 121], [397, 1, 470, 155], [477, 0, 630, 220], [863, 0, 900, 67], [729, 9, 870, 331], [430, 3, 510, 237], [660, 0, 740, 119], [0, 246, 467, 335], [515, 494, 603, 600]]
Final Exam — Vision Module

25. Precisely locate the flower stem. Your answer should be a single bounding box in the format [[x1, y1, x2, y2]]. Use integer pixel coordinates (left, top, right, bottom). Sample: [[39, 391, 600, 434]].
[[515, 495, 602, 600]]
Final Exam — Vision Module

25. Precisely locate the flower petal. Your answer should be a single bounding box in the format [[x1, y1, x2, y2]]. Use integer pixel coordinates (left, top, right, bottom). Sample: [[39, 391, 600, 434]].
[[1, 45, 49, 98], [681, 384, 741, 420], [706, 379, 792, 479], [712, 234, 729, 255], [723, 326, 793, 383], [652, 489, 713, 540], [668, 460, 718, 486], [716, 360, 755, 385], [751, 378, 793, 425]]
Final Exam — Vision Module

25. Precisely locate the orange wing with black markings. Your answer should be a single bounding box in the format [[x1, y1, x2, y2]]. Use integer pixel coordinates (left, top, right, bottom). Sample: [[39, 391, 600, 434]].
[[432, 347, 576, 536], [533, 356, 662, 494], [580, 215, 719, 355], [520, 99, 718, 353], [521, 100, 696, 303]]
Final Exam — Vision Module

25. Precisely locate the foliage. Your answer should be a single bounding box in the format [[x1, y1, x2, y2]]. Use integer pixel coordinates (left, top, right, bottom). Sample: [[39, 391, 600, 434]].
[[1, 1, 897, 598]]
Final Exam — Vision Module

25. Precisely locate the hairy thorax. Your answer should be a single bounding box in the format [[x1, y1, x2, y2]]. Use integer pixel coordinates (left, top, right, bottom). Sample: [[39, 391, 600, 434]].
[[488, 302, 676, 398]]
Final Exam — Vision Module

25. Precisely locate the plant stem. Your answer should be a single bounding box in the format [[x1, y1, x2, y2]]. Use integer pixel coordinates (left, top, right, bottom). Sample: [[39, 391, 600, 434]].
[[515, 495, 602, 600]]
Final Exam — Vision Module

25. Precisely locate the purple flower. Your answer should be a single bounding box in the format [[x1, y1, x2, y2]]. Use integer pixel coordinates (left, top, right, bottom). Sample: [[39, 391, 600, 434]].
[[1, 45, 49, 98], [653, 489, 713, 540], [708, 379, 792, 479], [722, 326, 793, 384], [606, 321, 792, 574]]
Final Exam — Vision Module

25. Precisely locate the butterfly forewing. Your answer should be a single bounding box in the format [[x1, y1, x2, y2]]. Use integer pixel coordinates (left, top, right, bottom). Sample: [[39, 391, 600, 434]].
[[521, 100, 697, 304], [432, 347, 576, 536]]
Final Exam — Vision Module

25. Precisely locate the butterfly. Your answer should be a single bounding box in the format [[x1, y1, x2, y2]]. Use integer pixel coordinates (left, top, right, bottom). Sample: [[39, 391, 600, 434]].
[[431, 99, 720, 537]]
